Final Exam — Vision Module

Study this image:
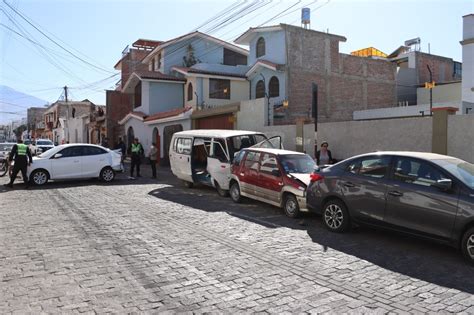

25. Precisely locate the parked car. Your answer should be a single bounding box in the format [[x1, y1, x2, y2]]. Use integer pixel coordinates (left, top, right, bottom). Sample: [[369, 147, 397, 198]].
[[35, 139, 55, 153], [170, 129, 274, 196], [306, 151, 474, 263], [24, 139, 38, 156], [28, 144, 123, 185], [229, 148, 317, 218], [0, 142, 15, 158]]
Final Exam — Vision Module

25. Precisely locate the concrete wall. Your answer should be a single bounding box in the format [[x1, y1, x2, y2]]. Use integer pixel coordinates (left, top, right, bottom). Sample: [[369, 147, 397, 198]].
[[417, 82, 461, 105], [448, 114, 474, 163], [248, 30, 286, 65], [396, 68, 417, 105], [148, 81, 184, 114]]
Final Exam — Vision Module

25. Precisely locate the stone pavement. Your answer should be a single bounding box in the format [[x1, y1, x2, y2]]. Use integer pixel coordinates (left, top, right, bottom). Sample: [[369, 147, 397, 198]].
[[0, 163, 473, 313]]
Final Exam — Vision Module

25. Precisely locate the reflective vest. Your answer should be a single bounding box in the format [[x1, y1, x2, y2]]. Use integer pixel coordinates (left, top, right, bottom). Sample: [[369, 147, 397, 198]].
[[131, 143, 141, 153], [17, 143, 27, 156]]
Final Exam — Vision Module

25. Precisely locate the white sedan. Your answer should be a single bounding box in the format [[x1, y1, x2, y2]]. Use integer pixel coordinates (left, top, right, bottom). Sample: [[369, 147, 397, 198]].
[[27, 144, 123, 186]]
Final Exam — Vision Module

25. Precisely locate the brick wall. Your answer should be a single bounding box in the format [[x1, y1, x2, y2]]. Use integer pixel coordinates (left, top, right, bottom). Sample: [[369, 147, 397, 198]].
[[416, 52, 455, 84], [121, 49, 150, 88], [280, 25, 396, 124], [106, 90, 132, 147]]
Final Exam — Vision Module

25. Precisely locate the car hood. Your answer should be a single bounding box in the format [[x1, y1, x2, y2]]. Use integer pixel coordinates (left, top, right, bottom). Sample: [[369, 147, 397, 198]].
[[288, 173, 311, 186]]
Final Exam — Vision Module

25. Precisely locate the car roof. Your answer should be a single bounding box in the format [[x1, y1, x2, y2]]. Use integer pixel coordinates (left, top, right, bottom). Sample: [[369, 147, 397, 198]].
[[243, 148, 307, 156], [56, 143, 107, 149], [174, 129, 264, 138], [351, 151, 462, 161]]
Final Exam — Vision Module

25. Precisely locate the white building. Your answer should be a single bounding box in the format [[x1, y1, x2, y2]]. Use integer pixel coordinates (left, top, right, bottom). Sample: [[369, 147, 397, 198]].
[[461, 14, 474, 114]]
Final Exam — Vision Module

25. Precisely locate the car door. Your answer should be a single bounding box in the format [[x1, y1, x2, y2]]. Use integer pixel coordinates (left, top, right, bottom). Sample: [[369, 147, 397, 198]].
[[384, 157, 459, 240], [169, 137, 193, 182], [207, 138, 231, 189], [81, 146, 109, 177], [239, 151, 261, 196], [340, 155, 391, 223], [257, 153, 283, 203], [50, 146, 83, 179]]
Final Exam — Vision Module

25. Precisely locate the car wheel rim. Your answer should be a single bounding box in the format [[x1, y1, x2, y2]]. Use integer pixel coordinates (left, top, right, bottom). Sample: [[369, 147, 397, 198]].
[[103, 169, 114, 181], [34, 172, 47, 185], [467, 235, 474, 259], [286, 198, 297, 214], [324, 204, 344, 229], [231, 185, 239, 200]]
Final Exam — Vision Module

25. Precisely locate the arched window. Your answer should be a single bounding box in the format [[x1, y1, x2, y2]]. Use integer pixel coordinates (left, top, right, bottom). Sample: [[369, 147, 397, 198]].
[[255, 80, 265, 99], [256, 37, 265, 58], [269, 76, 279, 97], [187, 83, 193, 101]]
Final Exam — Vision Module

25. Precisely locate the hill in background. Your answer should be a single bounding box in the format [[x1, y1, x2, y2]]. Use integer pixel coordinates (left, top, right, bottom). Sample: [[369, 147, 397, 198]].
[[0, 85, 49, 124]]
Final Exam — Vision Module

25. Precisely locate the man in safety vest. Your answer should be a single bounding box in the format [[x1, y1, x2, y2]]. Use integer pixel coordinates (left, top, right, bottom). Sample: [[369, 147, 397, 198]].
[[130, 137, 144, 178], [4, 139, 33, 188]]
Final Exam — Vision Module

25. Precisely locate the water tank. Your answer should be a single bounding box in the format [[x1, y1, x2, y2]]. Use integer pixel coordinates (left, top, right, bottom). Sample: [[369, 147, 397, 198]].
[[301, 8, 311, 25]]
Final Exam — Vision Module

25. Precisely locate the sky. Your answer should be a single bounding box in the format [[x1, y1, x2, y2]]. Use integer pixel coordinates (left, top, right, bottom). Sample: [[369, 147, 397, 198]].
[[0, 0, 472, 124]]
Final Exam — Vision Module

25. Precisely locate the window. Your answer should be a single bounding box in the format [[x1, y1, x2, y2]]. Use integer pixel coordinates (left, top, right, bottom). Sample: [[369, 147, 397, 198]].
[[211, 139, 228, 162], [157, 53, 162, 69], [151, 57, 156, 71], [209, 79, 230, 99], [453, 62, 462, 78], [269, 76, 279, 97], [244, 151, 260, 171], [260, 153, 279, 176], [223, 48, 247, 66], [58, 146, 83, 158], [256, 37, 265, 58], [175, 138, 192, 155], [255, 80, 265, 99], [83, 146, 107, 156], [233, 150, 246, 166], [346, 156, 390, 179], [392, 158, 448, 187], [134, 82, 142, 108], [187, 83, 193, 101]]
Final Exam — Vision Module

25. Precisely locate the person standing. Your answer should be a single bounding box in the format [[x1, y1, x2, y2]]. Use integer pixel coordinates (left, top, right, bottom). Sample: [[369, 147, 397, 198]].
[[130, 138, 144, 177], [148, 142, 158, 179], [4, 139, 33, 188], [315, 141, 334, 166], [115, 137, 126, 164]]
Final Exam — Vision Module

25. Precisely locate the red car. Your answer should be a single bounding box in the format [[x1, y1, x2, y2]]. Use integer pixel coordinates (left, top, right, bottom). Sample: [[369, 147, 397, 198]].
[[229, 148, 318, 218]]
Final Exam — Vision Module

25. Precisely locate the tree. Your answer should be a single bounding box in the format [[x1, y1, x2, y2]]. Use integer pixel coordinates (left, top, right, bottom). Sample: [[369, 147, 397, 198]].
[[13, 124, 27, 138], [183, 44, 200, 67]]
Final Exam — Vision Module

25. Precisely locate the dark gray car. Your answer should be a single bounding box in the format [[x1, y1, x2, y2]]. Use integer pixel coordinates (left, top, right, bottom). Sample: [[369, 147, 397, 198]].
[[306, 151, 474, 264]]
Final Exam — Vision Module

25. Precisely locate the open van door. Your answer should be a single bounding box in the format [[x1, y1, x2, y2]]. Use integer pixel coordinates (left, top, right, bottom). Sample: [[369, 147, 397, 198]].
[[251, 136, 283, 150], [207, 138, 231, 191], [169, 136, 193, 183]]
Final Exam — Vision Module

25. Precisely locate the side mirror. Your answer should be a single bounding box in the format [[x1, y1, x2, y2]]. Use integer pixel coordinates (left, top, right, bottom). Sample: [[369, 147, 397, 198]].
[[271, 169, 282, 177], [432, 178, 452, 191], [53, 153, 63, 159]]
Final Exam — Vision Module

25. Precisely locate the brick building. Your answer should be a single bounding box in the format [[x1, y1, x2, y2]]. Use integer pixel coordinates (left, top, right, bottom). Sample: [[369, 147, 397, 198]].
[[27, 107, 47, 139], [106, 39, 161, 147]]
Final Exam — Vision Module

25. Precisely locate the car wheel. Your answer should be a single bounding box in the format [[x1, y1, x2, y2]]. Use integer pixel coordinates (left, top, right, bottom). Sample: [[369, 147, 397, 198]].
[[100, 167, 115, 182], [30, 169, 49, 186], [0, 160, 7, 177], [215, 181, 229, 197], [229, 182, 241, 203], [461, 227, 474, 265], [283, 194, 300, 218], [183, 180, 194, 188], [323, 199, 350, 232]]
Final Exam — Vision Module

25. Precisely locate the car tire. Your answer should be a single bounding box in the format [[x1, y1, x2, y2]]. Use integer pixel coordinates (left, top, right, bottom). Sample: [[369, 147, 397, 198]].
[[183, 180, 194, 188], [100, 167, 115, 182], [30, 169, 49, 186], [229, 182, 241, 203], [461, 227, 474, 265], [283, 194, 300, 218], [322, 199, 350, 232], [215, 181, 229, 197]]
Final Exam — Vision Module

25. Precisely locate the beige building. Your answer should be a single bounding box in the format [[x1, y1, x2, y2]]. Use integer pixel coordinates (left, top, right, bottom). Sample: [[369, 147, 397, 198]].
[[417, 81, 461, 108]]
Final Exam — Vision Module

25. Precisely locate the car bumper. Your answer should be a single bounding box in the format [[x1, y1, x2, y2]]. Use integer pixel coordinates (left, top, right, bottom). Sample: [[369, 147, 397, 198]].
[[297, 195, 309, 212], [112, 163, 124, 172], [306, 187, 324, 214]]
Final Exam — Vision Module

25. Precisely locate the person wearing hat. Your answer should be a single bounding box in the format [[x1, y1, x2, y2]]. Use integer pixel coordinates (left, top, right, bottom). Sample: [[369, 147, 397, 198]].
[[130, 137, 144, 177], [315, 141, 334, 166]]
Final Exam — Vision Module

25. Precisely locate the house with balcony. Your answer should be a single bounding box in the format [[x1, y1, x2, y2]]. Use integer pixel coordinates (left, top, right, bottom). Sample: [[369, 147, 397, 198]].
[[119, 31, 249, 165]]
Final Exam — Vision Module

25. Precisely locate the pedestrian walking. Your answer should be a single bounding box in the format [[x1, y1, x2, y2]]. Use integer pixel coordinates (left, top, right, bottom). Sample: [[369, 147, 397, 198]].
[[115, 137, 126, 164], [315, 141, 335, 166], [148, 142, 158, 179], [130, 137, 144, 177], [4, 139, 33, 189]]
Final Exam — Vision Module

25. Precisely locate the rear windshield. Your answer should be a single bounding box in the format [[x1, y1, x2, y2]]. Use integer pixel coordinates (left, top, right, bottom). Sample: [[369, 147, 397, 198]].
[[435, 159, 474, 189], [37, 140, 53, 146], [279, 154, 317, 174]]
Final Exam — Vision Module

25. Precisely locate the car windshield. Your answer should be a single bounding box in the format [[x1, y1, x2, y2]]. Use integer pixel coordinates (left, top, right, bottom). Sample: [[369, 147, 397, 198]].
[[37, 140, 53, 146], [0, 144, 14, 151], [279, 154, 317, 174], [436, 159, 474, 189]]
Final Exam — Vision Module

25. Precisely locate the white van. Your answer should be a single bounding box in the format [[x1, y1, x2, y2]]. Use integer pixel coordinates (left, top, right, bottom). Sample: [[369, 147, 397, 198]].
[[170, 129, 278, 196]]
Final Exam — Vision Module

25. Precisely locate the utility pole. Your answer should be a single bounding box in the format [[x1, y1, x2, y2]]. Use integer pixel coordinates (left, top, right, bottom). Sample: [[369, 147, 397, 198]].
[[64, 86, 68, 103], [426, 65, 433, 115]]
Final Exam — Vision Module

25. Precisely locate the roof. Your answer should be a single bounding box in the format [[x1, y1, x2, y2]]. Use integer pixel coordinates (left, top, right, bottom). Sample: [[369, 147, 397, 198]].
[[244, 148, 306, 156], [132, 39, 162, 49], [134, 70, 186, 82], [246, 59, 283, 77], [118, 111, 147, 125], [387, 46, 410, 59], [173, 129, 265, 138], [172, 66, 248, 79], [351, 151, 460, 161], [144, 106, 192, 122], [351, 47, 387, 58], [143, 31, 249, 64]]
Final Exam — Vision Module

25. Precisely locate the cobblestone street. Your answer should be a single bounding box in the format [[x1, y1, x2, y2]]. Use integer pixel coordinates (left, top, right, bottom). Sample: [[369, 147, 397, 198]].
[[1, 166, 473, 313]]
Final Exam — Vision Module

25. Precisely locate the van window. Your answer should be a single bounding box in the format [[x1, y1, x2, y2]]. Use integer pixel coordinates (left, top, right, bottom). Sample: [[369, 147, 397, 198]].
[[210, 139, 228, 162], [175, 138, 192, 155], [233, 150, 246, 166], [227, 134, 266, 159]]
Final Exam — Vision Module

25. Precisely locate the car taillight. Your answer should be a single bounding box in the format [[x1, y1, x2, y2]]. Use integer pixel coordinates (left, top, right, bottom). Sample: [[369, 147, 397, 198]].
[[310, 173, 324, 183]]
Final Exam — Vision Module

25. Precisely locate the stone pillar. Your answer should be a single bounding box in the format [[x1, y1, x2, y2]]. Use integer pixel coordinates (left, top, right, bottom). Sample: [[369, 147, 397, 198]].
[[431, 107, 458, 155]]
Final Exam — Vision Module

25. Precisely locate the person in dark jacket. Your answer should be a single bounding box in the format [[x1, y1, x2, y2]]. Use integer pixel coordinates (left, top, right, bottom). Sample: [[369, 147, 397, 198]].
[[115, 137, 126, 163], [130, 137, 144, 177], [315, 141, 334, 166], [4, 139, 33, 188]]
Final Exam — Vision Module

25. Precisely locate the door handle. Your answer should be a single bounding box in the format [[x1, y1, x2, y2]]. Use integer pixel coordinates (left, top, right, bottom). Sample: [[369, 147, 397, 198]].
[[343, 182, 355, 188], [73, 160, 80, 163], [388, 190, 403, 197]]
